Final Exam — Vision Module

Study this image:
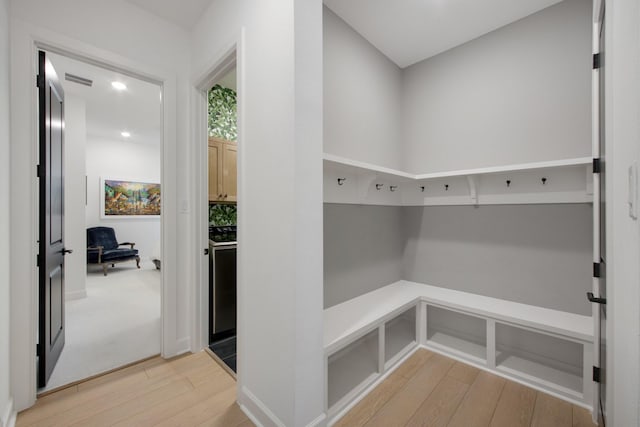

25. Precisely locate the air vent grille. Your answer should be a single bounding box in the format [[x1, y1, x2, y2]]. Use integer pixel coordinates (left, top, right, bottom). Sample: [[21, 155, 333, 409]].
[[64, 73, 93, 87]]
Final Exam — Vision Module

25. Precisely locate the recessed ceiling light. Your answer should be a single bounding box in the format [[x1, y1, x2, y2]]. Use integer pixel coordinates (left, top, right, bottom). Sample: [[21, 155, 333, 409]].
[[112, 81, 127, 91], [121, 131, 131, 138]]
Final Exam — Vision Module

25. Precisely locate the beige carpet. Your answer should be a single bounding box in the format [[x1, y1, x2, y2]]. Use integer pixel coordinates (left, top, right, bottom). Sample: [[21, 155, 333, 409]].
[[41, 260, 161, 392]]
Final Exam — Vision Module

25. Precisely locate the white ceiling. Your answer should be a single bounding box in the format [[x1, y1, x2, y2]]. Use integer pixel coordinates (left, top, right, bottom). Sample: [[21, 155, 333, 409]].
[[48, 53, 161, 146], [323, 0, 565, 68], [125, 0, 214, 29]]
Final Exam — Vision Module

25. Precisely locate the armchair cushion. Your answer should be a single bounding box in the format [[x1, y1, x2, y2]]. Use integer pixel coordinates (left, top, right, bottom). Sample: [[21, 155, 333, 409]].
[[87, 227, 119, 250], [87, 248, 139, 263]]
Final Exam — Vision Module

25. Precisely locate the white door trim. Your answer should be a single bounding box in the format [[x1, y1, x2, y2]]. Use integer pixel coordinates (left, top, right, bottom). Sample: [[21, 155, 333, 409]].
[[189, 29, 245, 400], [9, 21, 179, 411]]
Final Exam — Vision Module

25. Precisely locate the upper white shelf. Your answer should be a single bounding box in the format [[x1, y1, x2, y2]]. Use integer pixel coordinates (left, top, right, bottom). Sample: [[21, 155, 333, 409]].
[[323, 153, 414, 181], [324, 153, 592, 181], [414, 157, 592, 180], [323, 153, 594, 206]]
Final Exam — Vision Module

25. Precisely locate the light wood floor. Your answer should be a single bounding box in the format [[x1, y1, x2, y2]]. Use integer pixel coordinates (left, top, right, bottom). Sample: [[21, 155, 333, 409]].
[[16, 348, 596, 427], [336, 349, 596, 427], [16, 351, 254, 427]]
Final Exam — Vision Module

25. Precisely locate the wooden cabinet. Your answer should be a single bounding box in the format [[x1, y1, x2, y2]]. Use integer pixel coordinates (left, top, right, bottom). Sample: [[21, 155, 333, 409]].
[[209, 137, 237, 202]]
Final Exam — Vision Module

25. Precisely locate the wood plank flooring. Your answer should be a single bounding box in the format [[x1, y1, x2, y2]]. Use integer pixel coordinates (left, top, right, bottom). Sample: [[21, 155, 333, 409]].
[[16, 351, 253, 427], [337, 349, 596, 427], [16, 348, 595, 427]]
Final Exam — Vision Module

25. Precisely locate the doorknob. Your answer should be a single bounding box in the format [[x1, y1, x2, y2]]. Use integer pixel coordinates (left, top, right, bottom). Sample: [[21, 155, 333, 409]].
[[587, 292, 606, 304], [60, 248, 73, 256]]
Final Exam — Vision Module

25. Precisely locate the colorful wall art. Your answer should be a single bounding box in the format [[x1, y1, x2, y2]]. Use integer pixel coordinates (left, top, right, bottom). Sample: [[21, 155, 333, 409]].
[[102, 179, 161, 217]]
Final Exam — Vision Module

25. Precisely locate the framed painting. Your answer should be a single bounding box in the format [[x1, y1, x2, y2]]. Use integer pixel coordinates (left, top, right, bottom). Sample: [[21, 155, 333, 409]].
[[101, 178, 161, 218]]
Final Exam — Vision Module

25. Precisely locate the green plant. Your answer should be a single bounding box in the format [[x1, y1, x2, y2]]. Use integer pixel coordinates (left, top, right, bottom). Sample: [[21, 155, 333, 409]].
[[209, 203, 237, 226], [208, 84, 237, 141]]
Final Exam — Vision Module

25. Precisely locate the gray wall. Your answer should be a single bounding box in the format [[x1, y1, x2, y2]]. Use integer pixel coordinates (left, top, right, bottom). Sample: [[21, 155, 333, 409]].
[[402, 0, 592, 173], [403, 205, 592, 315], [324, 204, 405, 308], [323, 6, 404, 170]]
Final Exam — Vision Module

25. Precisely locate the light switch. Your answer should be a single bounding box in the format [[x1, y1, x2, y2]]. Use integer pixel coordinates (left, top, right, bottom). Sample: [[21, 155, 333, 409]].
[[180, 199, 190, 213], [629, 162, 638, 220]]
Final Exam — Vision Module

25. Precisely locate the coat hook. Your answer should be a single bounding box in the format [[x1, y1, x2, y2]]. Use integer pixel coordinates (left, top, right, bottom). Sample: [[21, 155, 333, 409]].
[[541, 177, 547, 185], [390, 185, 397, 192], [337, 178, 346, 186], [506, 180, 511, 187], [420, 186, 425, 192], [376, 184, 383, 190], [445, 184, 449, 191]]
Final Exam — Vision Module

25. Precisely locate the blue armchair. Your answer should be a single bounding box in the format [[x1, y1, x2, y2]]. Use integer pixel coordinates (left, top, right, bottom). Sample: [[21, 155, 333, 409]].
[[87, 227, 140, 276]]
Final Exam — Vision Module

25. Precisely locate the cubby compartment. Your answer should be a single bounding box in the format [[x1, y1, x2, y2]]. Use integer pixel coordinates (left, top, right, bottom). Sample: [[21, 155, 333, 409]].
[[426, 305, 487, 363], [327, 329, 379, 409], [384, 306, 417, 366], [495, 323, 583, 396]]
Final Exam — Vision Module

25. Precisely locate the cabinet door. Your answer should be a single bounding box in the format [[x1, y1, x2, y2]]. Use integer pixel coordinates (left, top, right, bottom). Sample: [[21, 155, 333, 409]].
[[222, 142, 237, 202], [208, 140, 223, 201]]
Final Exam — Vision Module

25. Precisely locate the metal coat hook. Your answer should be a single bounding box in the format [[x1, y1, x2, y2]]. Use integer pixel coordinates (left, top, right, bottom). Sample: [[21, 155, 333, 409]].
[[376, 184, 383, 190], [541, 177, 547, 185], [390, 186, 398, 192], [420, 186, 425, 192], [506, 180, 511, 187], [337, 178, 346, 186], [445, 184, 449, 191]]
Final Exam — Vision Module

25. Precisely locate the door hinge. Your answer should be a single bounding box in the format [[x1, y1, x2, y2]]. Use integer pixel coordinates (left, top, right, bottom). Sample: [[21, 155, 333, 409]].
[[37, 254, 41, 268], [593, 262, 602, 278], [36, 74, 44, 88], [593, 366, 601, 383], [593, 53, 601, 69], [36, 343, 40, 356], [36, 164, 41, 178], [593, 158, 602, 174]]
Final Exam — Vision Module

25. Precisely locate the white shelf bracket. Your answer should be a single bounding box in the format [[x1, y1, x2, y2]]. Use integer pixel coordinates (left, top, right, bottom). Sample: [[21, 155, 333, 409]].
[[466, 175, 478, 204]]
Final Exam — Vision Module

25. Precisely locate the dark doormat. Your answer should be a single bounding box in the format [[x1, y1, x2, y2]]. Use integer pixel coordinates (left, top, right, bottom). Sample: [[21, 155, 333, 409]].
[[209, 336, 236, 373]]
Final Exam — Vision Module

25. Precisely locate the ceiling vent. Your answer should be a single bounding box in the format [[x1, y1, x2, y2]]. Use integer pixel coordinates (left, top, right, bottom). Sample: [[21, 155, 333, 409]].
[[65, 73, 93, 87]]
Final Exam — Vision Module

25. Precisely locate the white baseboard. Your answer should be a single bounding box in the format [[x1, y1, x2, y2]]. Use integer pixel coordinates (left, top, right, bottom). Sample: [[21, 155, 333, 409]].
[[306, 413, 327, 427], [1, 397, 16, 427], [239, 386, 326, 427], [239, 386, 286, 427], [174, 337, 191, 355], [65, 289, 87, 301]]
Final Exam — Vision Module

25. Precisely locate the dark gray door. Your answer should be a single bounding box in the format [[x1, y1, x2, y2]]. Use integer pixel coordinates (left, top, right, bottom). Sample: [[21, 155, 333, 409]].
[[38, 50, 70, 388]]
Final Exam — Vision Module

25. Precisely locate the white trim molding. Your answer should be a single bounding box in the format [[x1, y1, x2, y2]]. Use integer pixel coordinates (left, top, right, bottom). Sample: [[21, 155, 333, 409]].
[[1, 397, 16, 427], [239, 386, 286, 427], [9, 19, 181, 411]]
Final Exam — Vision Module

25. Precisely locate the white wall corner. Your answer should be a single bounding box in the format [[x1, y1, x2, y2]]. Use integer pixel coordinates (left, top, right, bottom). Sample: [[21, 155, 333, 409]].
[[1, 397, 16, 427], [239, 386, 287, 427]]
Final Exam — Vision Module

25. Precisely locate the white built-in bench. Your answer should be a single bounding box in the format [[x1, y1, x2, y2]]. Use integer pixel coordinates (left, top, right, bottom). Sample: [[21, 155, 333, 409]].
[[324, 281, 594, 423]]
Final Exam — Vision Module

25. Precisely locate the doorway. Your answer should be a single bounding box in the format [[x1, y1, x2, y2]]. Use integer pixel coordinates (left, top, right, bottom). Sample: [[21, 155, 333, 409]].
[[37, 50, 163, 392], [206, 66, 238, 374]]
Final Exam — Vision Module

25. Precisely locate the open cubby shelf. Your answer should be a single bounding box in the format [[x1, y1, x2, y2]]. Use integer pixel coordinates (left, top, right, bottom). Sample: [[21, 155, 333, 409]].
[[385, 309, 417, 365], [327, 329, 379, 409], [324, 281, 594, 424], [325, 303, 418, 417]]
